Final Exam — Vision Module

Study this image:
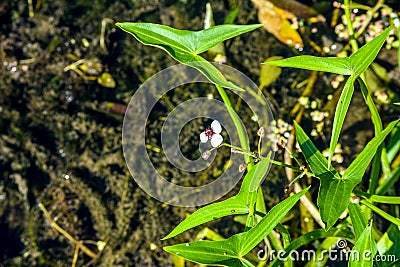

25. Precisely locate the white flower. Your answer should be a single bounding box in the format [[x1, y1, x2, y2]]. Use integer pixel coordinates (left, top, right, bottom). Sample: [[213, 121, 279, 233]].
[[199, 120, 223, 147]]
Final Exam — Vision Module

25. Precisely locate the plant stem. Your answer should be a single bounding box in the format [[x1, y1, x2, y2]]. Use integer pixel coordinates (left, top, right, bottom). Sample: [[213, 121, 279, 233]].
[[360, 199, 400, 226], [216, 85, 253, 168], [344, 0, 359, 52]]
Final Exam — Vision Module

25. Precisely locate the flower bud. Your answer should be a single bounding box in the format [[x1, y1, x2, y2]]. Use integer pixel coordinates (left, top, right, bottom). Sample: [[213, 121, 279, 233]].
[[202, 150, 211, 160], [257, 127, 265, 137], [239, 163, 247, 172]]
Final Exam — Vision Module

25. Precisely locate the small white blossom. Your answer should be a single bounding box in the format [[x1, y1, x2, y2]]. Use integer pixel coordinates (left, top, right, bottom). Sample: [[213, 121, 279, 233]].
[[200, 120, 223, 148]]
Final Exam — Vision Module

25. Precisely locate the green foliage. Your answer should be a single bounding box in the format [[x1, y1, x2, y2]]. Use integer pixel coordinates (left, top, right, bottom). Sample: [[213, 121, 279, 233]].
[[118, 17, 399, 267], [163, 155, 271, 240], [377, 224, 400, 265], [265, 26, 393, 167], [164, 188, 309, 266], [348, 224, 375, 267], [295, 120, 399, 229], [348, 203, 368, 240], [116, 22, 262, 91]]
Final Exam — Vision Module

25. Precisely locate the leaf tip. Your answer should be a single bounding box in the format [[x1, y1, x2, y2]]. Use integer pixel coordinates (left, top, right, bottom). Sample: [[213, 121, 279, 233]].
[[162, 231, 176, 240], [293, 120, 301, 130], [262, 59, 281, 66], [225, 82, 245, 92], [162, 245, 173, 253]]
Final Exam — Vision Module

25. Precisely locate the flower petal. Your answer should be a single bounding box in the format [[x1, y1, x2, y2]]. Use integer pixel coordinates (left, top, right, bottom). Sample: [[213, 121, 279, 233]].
[[211, 120, 222, 134], [210, 133, 223, 147], [200, 132, 208, 143]]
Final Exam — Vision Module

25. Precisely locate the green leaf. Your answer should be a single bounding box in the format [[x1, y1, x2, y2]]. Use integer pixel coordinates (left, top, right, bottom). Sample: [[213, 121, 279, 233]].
[[361, 200, 400, 227], [328, 76, 356, 167], [348, 202, 368, 240], [350, 26, 393, 76], [164, 188, 309, 266], [295, 120, 400, 229], [239, 187, 309, 255], [263, 55, 352, 75], [116, 22, 262, 91], [376, 166, 400, 195], [249, 155, 271, 192], [343, 119, 400, 183], [387, 123, 400, 163], [164, 234, 250, 267], [162, 196, 249, 240], [163, 158, 269, 240], [263, 26, 392, 77], [263, 27, 393, 168], [354, 190, 400, 205], [318, 179, 356, 230], [377, 224, 400, 265], [294, 121, 340, 180], [295, 121, 351, 229], [349, 224, 375, 267]]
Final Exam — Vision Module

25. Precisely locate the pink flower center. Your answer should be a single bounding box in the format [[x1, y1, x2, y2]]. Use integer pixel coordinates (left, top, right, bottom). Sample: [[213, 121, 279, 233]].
[[204, 128, 214, 138]]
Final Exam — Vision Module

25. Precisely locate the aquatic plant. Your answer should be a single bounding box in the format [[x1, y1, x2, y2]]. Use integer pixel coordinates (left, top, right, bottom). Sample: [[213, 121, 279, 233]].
[[116, 3, 400, 267]]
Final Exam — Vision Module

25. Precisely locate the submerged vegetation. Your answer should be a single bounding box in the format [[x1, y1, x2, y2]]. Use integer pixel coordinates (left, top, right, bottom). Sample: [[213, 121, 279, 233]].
[[1, 0, 400, 266]]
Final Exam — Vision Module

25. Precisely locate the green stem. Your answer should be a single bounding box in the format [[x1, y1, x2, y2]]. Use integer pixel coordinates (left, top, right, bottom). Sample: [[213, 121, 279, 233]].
[[357, 78, 382, 134], [344, 0, 359, 52], [360, 199, 400, 226], [216, 85, 253, 168], [357, 78, 392, 194], [216, 84, 257, 230], [220, 143, 256, 158], [354, 190, 400, 204], [376, 166, 400, 195]]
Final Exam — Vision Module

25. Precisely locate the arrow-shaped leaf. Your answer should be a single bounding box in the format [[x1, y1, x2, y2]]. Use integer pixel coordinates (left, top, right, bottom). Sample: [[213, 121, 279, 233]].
[[295, 120, 399, 229], [295, 121, 347, 229], [239, 186, 309, 255], [328, 76, 356, 167], [350, 26, 393, 76], [164, 234, 246, 267], [164, 188, 308, 266], [263, 55, 352, 75], [162, 196, 249, 240], [264, 27, 393, 167], [263, 26, 393, 77], [116, 22, 262, 91], [343, 119, 400, 183], [163, 157, 271, 240]]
